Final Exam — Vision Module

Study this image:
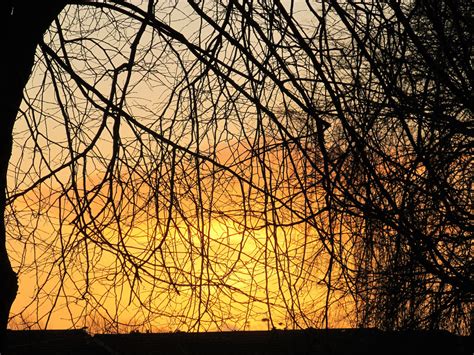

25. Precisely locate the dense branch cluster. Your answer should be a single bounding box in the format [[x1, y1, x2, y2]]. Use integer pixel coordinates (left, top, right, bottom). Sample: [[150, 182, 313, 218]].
[[6, 0, 472, 334]]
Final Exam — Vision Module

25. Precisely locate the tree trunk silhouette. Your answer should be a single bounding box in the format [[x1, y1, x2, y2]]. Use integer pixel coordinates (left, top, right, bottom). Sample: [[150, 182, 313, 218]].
[[1, 1, 68, 348]]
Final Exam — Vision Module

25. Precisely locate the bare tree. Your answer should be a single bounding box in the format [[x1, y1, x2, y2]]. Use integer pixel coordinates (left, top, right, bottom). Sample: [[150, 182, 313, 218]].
[[323, 0, 473, 332], [2, 0, 471, 345]]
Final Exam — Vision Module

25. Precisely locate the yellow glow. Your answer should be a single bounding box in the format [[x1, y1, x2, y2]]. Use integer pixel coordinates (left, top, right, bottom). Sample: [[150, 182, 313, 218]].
[[6, 2, 353, 333]]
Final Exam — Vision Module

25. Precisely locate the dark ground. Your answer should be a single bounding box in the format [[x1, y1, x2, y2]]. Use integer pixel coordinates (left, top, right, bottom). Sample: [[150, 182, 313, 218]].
[[3, 328, 472, 355]]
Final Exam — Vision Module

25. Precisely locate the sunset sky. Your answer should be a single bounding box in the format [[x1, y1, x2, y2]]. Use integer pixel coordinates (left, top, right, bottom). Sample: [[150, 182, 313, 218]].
[[5, 0, 470, 336], [7, 1, 349, 332]]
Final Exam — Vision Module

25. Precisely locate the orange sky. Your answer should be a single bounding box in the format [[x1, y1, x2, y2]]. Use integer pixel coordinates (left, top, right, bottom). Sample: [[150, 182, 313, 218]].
[[6, 1, 353, 333]]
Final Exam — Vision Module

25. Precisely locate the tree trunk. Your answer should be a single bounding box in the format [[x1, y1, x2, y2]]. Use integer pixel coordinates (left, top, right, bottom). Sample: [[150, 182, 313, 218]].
[[1, 1, 67, 350]]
